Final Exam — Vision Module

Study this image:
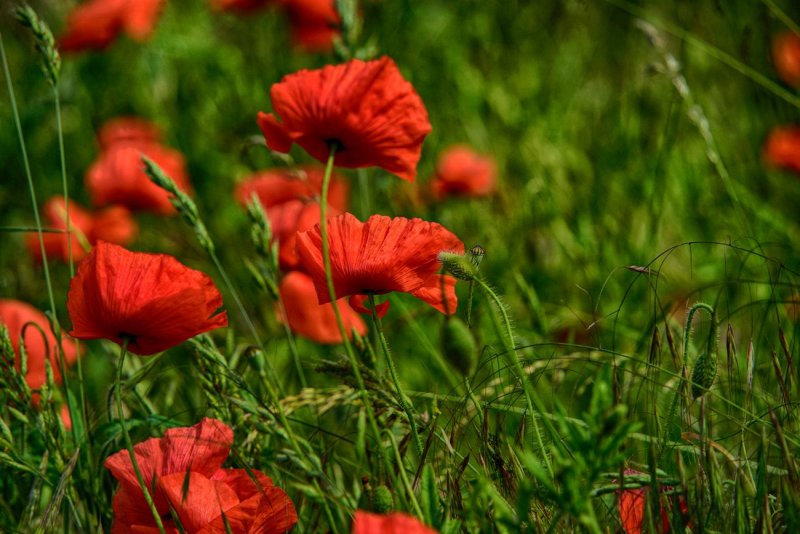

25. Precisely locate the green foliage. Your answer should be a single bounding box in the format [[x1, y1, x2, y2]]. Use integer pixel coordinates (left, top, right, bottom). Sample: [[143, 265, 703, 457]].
[[1, 0, 800, 531]]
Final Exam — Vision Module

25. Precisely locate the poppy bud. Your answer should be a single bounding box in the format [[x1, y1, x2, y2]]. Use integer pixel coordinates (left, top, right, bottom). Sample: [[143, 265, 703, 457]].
[[691, 350, 717, 399], [438, 251, 477, 281], [442, 317, 477, 376], [371, 485, 394, 514]]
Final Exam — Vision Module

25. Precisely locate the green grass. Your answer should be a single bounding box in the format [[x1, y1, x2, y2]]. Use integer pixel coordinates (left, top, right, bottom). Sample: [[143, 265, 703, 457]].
[[1, 0, 800, 532]]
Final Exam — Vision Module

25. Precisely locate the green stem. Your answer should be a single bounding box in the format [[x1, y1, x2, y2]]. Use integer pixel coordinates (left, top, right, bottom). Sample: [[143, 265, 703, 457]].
[[387, 432, 423, 519], [275, 297, 307, 388], [318, 146, 393, 474], [2, 33, 85, 471], [368, 294, 423, 456], [1, 32, 56, 324], [473, 276, 554, 478], [115, 340, 166, 534]]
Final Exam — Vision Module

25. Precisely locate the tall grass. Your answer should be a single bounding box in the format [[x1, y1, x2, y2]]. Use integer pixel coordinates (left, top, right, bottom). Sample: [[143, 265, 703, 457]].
[[1, 0, 799, 532]]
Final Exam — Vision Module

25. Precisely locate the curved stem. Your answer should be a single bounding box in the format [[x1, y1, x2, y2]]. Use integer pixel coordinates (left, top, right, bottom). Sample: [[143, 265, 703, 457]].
[[318, 146, 393, 473], [115, 340, 166, 534], [368, 294, 423, 456]]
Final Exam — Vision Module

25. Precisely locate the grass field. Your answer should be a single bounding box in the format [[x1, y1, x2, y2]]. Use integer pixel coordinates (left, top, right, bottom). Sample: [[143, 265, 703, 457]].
[[2, 0, 800, 532]]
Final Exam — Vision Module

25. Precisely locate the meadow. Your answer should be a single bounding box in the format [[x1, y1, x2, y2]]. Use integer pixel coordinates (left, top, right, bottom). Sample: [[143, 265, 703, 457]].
[[1, 0, 800, 532]]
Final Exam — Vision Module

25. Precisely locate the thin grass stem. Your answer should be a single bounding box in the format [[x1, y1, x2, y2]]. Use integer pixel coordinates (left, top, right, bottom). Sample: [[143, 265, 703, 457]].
[[368, 294, 423, 456], [115, 340, 166, 534]]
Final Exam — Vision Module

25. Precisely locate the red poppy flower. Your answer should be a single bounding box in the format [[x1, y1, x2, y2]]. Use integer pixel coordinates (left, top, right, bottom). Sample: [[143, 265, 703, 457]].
[[0, 299, 78, 391], [235, 166, 349, 212], [281, 0, 340, 51], [278, 271, 366, 343], [67, 242, 228, 356], [26, 196, 137, 263], [764, 126, 800, 174], [26, 196, 94, 263], [773, 32, 800, 88], [91, 206, 139, 245], [257, 56, 432, 181], [616, 470, 689, 534], [296, 213, 463, 314], [105, 417, 297, 533], [59, 0, 165, 53], [353, 511, 437, 534], [87, 139, 191, 215], [268, 200, 343, 269], [430, 146, 497, 199], [98, 117, 162, 150]]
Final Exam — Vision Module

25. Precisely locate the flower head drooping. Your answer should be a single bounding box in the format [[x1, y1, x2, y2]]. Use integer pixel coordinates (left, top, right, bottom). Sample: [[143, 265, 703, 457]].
[[258, 56, 432, 181], [59, 0, 165, 53], [278, 271, 366, 344], [105, 417, 297, 533], [764, 126, 800, 174], [773, 32, 800, 88], [87, 118, 191, 215], [0, 300, 79, 391], [430, 145, 497, 199], [296, 213, 463, 315], [67, 242, 228, 356], [353, 511, 438, 534], [26, 196, 137, 263]]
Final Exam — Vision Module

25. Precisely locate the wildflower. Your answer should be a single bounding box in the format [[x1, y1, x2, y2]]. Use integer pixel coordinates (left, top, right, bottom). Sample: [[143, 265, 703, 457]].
[[26, 196, 137, 263], [86, 124, 191, 215], [98, 117, 162, 150], [0, 299, 78, 391], [616, 470, 688, 534], [764, 126, 800, 174], [773, 32, 800, 88], [353, 511, 438, 534], [235, 166, 349, 212], [430, 145, 496, 199], [67, 242, 228, 356], [268, 200, 340, 269], [296, 213, 463, 314], [59, 0, 165, 53], [282, 0, 340, 51], [278, 271, 366, 343], [257, 56, 431, 181], [105, 417, 297, 533]]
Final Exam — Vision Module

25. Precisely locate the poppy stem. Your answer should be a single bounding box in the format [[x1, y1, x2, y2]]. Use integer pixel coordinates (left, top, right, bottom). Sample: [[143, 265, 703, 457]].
[[115, 340, 167, 534], [472, 276, 555, 480], [318, 145, 394, 475], [368, 294, 424, 456]]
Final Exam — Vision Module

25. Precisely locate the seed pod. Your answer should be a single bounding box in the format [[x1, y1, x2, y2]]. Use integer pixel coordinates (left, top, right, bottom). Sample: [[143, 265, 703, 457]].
[[442, 317, 477, 376], [371, 485, 394, 514], [691, 350, 717, 399]]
